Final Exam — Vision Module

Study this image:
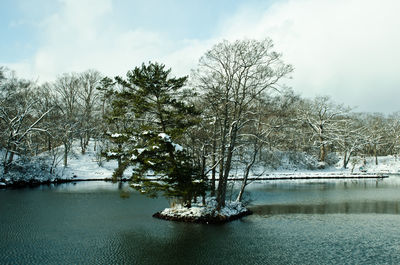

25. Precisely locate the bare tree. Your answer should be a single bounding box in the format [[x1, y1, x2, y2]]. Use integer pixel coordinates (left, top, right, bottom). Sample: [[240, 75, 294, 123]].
[[298, 96, 351, 166], [235, 101, 270, 202], [387, 112, 400, 159], [53, 73, 81, 167], [77, 69, 102, 153], [331, 114, 368, 169], [235, 88, 299, 201], [0, 69, 52, 174], [193, 38, 293, 209], [362, 113, 388, 165]]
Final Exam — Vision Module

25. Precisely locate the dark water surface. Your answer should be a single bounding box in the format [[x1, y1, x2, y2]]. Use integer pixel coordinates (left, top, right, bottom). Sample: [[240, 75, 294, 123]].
[[2, 179, 400, 264]]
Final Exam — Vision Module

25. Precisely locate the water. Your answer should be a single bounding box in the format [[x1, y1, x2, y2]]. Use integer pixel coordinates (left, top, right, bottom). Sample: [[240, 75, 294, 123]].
[[1, 178, 400, 264]]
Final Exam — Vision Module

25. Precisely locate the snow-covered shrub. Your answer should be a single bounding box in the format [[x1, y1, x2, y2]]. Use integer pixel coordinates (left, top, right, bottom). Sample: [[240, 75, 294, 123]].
[[324, 152, 340, 166], [2, 155, 59, 183], [285, 151, 320, 169], [259, 150, 282, 170], [260, 150, 319, 170]]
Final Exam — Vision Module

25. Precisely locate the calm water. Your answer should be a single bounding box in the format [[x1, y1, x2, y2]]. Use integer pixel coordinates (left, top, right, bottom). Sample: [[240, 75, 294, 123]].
[[2, 178, 400, 264]]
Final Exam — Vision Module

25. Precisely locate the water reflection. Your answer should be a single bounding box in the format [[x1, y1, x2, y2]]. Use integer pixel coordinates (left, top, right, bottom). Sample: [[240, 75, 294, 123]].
[[117, 223, 246, 265], [250, 201, 400, 215], [247, 178, 391, 192], [241, 177, 400, 210]]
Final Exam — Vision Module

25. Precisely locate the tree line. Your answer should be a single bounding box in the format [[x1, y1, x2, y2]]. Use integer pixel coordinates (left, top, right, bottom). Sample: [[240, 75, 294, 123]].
[[1, 39, 399, 207]]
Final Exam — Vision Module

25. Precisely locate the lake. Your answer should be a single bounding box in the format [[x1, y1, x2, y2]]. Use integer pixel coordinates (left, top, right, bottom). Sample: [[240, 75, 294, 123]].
[[1, 178, 400, 264]]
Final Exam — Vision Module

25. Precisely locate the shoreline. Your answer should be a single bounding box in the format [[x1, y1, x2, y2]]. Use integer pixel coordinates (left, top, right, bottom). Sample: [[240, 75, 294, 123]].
[[0, 173, 391, 189], [0, 177, 131, 189]]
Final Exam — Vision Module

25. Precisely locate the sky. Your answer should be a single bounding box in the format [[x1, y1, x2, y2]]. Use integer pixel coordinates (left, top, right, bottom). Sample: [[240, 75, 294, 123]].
[[1, 0, 400, 114]]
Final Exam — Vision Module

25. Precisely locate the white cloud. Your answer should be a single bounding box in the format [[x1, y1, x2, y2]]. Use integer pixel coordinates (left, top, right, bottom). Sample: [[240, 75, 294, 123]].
[[9, 0, 209, 82], [162, 39, 215, 77], [217, 0, 400, 112], [5, 0, 400, 113]]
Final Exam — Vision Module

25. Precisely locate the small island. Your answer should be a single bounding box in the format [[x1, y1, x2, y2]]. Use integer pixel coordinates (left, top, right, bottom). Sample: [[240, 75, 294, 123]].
[[153, 197, 252, 224]]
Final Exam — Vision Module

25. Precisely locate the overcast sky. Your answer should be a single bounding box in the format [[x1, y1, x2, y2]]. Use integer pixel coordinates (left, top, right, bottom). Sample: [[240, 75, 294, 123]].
[[1, 0, 400, 113]]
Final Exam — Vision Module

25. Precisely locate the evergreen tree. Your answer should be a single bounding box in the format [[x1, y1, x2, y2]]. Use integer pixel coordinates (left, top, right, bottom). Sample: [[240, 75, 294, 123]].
[[105, 62, 205, 206]]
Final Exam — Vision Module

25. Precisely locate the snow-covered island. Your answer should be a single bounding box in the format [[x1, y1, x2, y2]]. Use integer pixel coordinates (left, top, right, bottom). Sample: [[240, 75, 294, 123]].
[[153, 197, 252, 224]]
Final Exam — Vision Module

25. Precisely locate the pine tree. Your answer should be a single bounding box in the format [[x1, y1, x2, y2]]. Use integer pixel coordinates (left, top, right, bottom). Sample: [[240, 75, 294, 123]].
[[105, 62, 205, 206]]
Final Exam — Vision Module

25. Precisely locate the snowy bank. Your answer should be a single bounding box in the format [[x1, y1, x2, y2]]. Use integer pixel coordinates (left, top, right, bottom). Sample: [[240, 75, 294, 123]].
[[153, 197, 252, 224], [0, 140, 130, 188], [1, 138, 399, 189]]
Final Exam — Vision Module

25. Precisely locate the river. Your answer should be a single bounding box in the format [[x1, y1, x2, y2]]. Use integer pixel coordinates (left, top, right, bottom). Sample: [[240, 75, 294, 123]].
[[1, 178, 400, 264]]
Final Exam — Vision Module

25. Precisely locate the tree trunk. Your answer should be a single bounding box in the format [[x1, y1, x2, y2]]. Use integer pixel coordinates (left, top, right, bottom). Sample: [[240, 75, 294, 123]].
[[216, 155, 225, 209], [3, 150, 10, 174], [63, 143, 68, 167], [319, 138, 326, 162], [236, 168, 249, 202], [236, 162, 252, 202], [80, 136, 86, 154], [201, 152, 207, 203], [343, 151, 352, 169], [84, 131, 90, 150], [216, 102, 229, 209], [237, 141, 259, 202], [48, 136, 52, 151], [4, 144, 16, 174], [343, 152, 348, 169], [211, 132, 217, 196], [216, 140, 226, 208], [217, 124, 238, 210]]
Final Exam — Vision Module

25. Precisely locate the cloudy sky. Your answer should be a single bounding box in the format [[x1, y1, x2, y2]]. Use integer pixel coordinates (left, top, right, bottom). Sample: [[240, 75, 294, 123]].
[[1, 0, 400, 113]]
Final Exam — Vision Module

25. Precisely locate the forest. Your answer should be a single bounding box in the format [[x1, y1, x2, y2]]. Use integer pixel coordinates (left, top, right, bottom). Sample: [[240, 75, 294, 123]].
[[1, 38, 399, 210]]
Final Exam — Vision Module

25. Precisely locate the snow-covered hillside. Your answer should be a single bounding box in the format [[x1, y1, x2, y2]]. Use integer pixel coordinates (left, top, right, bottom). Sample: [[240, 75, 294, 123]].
[[2, 140, 400, 187], [337, 155, 400, 174], [61, 140, 132, 180], [0, 140, 129, 186]]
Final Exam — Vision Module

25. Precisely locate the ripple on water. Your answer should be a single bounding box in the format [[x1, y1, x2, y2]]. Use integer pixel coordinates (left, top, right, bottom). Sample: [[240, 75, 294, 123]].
[[2, 182, 400, 264]]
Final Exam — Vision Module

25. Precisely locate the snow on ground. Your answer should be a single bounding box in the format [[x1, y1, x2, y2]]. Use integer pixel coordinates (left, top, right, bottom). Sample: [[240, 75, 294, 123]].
[[2, 139, 400, 187], [237, 155, 400, 180], [59, 140, 132, 181], [157, 197, 250, 223], [62, 142, 400, 182], [0, 140, 128, 186], [351, 155, 400, 173]]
